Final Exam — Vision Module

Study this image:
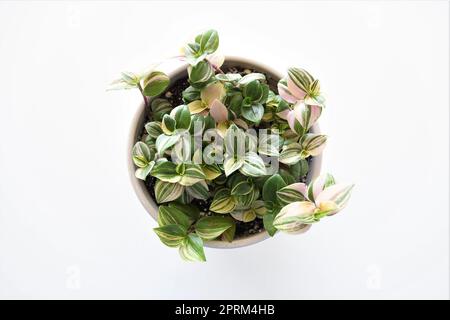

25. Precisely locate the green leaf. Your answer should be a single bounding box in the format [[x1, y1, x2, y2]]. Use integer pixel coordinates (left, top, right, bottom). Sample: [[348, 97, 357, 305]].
[[279, 143, 303, 165], [135, 162, 154, 180], [223, 156, 244, 177], [239, 152, 266, 177], [179, 233, 206, 262], [174, 105, 191, 130], [186, 180, 210, 200], [182, 86, 201, 103], [300, 133, 327, 158], [107, 71, 140, 90], [195, 216, 234, 240], [151, 161, 180, 183], [153, 224, 187, 247], [262, 174, 287, 204], [263, 214, 277, 237], [230, 179, 253, 196], [277, 184, 307, 206], [145, 122, 163, 139], [161, 115, 176, 135], [210, 188, 236, 214], [241, 103, 264, 123], [238, 73, 266, 86], [234, 187, 259, 208], [188, 60, 214, 85], [155, 133, 179, 155], [158, 204, 194, 229], [221, 220, 236, 242], [154, 180, 184, 204], [151, 99, 172, 122], [243, 80, 263, 101], [198, 29, 219, 54], [169, 202, 200, 221], [132, 141, 153, 168], [143, 71, 170, 97], [216, 73, 242, 82], [179, 164, 206, 186]]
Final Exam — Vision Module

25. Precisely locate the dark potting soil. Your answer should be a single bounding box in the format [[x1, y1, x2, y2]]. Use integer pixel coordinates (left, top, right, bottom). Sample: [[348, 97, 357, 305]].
[[140, 65, 309, 240]]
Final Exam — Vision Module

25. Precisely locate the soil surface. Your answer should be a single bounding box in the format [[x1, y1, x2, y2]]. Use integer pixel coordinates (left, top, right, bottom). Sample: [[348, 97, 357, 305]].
[[140, 65, 309, 240]]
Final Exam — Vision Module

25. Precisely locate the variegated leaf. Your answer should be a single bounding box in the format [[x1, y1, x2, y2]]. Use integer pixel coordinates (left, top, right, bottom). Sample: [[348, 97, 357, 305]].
[[132, 141, 153, 168], [195, 216, 234, 240], [179, 164, 206, 186], [300, 133, 327, 158], [238, 73, 266, 86], [151, 161, 180, 183], [279, 143, 302, 165], [188, 100, 208, 114], [258, 134, 280, 156], [157, 204, 194, 229], [135, 162, 154, 180], [253, 200, 267, 217], [315, 183, 354, 216], [223, 156, 244, 177], [186, 180, 209, 200], [239, 152, 266, 177], [273, 201, 317, 231], [215, 73, 242, 82], [154, 180, 184, 203], [287, 67, 314, 96], [151, 98, 172, 122], [145, 122, 163, 139], [155, 133, 179, 155], [153, 224, 187, 247], [277, 183, 307, 206], [307, 173, 336, 203], [178, 233, 206, 262], [201, 82, 226, 107], [210, 188, 236, 214]]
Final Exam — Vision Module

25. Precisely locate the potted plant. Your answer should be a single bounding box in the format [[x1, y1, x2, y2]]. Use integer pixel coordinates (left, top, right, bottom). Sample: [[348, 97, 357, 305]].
[[109, 29, 353, 262]]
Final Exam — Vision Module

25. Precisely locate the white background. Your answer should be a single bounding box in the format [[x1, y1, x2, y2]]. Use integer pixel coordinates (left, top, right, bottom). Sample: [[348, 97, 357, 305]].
[[0, 1, 448, 299]]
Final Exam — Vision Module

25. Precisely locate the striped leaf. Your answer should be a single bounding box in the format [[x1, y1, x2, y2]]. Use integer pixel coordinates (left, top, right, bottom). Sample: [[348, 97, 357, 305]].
[[145, 122, 163, 139], [277, 78, 299, 104], [253, 200, 268, 218], [178, 233, 206, 262], [258, 134, 280, 156], [287, 102, 322, 134], [216, 73, 242, 82], [210, 188, 236, 214], [143, 71, 169, 97], [161, 114, 176, 135], [195, 216, 234, 240], [224, 156, 244, 177], [188, 60, 214, 85], [300, 133, 327, 158], [174, 104, 191, 130], [151, 161, 180, 183], [198, 29, 219, 54], [201, 82, 226, 107], [186, 180, 209, 200], [315, 183, 354, 216], [239, 152, 266, 177], [202, 164, 222, 180], [132, 141, 153, 168], [179, 164, 206, 186], [157, 205, 195, 229], [234, 187, 259, 208], [151, 99, 172, 122], [277, 183, 307, 206], [221, 220, 236, 242], [238, 73, 266, 86], [154, 180, 184, 204], [153, 224, 187, 248], [279, 143, 302, 165], [273, 201, 317, 231], [307, 173, 336, 203], [230, 209, 256, 223], [155, 133, 179, 155], [230, 179, 253, 196], [241, 103, 264, 123], [287, 67, 314, 95], [262, 174, 287, 204], [135, 162, 154, 181]]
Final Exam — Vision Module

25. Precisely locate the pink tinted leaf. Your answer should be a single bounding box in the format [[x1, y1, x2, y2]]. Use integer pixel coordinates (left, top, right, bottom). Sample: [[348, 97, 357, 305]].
[[315, 183, 354, 215], [209, 99, 228, 123], [287, 76, 307, 101]]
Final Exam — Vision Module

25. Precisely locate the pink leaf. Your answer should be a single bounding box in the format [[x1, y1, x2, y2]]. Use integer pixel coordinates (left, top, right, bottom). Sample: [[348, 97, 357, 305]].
[[287, 76, 307, 100], [209, 99, 228, 123], [278, 82, 299, 104], [315, 183, 354, 215]]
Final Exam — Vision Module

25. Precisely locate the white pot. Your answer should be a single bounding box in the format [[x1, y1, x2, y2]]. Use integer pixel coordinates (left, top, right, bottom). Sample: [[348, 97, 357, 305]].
[[127, 56, 322, 248]]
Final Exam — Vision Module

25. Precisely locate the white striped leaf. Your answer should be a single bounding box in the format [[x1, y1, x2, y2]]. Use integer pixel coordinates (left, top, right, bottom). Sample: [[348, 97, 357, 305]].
[[300, 133, 327, 158], [153, 224, 187, 247], [307, 173, 336, 203], [154, 180, 184, 203], [186, 180, 209, 200], [315, 183, 354, 216], [155, 133, 179, 155], [157, 205, 194, 229], [179, 164, 206, 186], [151, 161, 180, 183], [253, 200, 267, 218], [230, 179, 253, 196], [277, 183, 307, 206], [135, 161, 154, 181], [210, 188, 236, 214], [145, 122, 163, 139], [230, 209, 256, 223], [216, 73, 242, 82], [178, 233, 206, 262], [151, 98, 172, 122], [188, 60, 214, 84], [234, 187, 259, 208], [202, 164, 222, 180], [132, 141, 153, 168], [224, 156, 244, 177], [279, 143, 302, 165], [238, 73, 266, 86], [287, 67, 314, 95], [239, 152, 266, 177], [258, 134, 280, 156], [273, 201, 317, 231], [161, 114, 176, 135], [195, 216, 234, 240]]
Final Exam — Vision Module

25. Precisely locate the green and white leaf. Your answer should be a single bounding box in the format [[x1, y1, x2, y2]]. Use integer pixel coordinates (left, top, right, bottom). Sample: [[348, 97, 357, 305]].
[[258, 134, 280, 156], [151, 161, 180, 183], [154, 180, 184, 203], [142, 71, 170, 97], [158, 204, 195, 229], [132, 141, 154, 168], [153, 224, 187, 247], [238, 73, 266, 86], [210, 188, 236, 214], [239, 152, 266, 177], [300, 133, 327, 158], [186, 180, 209, 200], [279, 143, 303, 165], [155, 133, 179, 155], [195, 216, 234, 240], [145, 122, 163, 139], [179, 164, 206, 186], [179, 233, 206, 262], [223, 156, 244, 177]]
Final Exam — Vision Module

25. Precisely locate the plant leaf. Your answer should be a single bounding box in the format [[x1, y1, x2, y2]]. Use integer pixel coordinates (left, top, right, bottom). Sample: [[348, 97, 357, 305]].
[[223, 156, 244, 176], [179, 164, 206, 186], [273, 201, 317, 230], [314, 183, 354, 216], [221, 220, 236, 242], [262, 174, 287, 204], [241, 103, 264, 123], [198, 29, 219, 54], [151, 161, 180, 183], [143, 71, 170, 97], [238, 73, 266, 86], [135, 162, 154, 180], [210, 188, 236, 214], [153, 224, 187, 247], [195, 216, 234, 240], [263, 213, 277, 237], [154, 180, 184, 203], [161, 115, 176, 135], [158, 205, 194, 229], [239, 152, 266, 177], [216, 73, 242, 82], [132, 141, 153, 168], [307, 173, 336, 203], [185, 180, 209, 200], [145, 122, 163, 139], [258, 134, 280, 156], [300, 133, 327, 158], [174, 104, 191, 130], [188, 60, 214, 85], [178, 233, 206, 262], [279, 143, 302, 165], [155, 133, 179, 155], [277, 183, 307, 206], [188, 100, 207, 114]]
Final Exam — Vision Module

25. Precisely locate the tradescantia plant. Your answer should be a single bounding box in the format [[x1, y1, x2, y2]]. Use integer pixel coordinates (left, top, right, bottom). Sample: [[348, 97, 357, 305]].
[[111, 29, 353, 262]]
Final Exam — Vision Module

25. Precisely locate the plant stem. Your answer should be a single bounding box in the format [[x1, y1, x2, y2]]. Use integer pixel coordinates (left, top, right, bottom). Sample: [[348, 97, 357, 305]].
[[137, 83, 149, 109]]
